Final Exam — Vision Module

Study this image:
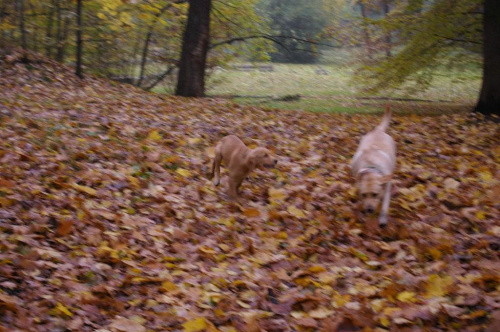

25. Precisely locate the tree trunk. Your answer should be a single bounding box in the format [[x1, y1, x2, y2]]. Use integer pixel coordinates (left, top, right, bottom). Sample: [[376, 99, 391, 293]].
[[58, 15, 70, 62], [16, 0, 28, 62], [381, 0, 391, 57], [137, 29, 153, 87], [45, 0, 56, 57], [55, 0, 62, 61], [0, 1, 8, 49], [75, 0, 83, 78], [475, 0, 500, 115], [359, 1, 373, 60], [175, 0, 211, 97], [137, 3, 173, 87]]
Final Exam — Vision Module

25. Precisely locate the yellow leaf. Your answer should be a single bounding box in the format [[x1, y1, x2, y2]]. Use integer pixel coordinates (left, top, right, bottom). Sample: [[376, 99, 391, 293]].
[[349, 247, 368, 262], [53, 302, 73, 317], [128, 176, 140, 188], [236, 300, 252, 308], [147, 130, 162, 141], [426, 247, 442, 260], [333, 293, 350, 308], [198, 246, 216, 254], [269, 187, 286, 202], [383, 307, 401, 317], [493, 146, 500, 162], [294, 277, 312, 287], [71, 183, 97, 196], [130, 277, 149, 284], [380, 316, 390, 327], [425, 274, 453, 298], [287, 205, 306, 218], [308, 265, 327, 274], [183, 317, 208, 332], [396, 291, 416, 303], [188, 137, 202, 144], [176, 168, 191, 177], [276, 231, 288, 239], [161, 281, 178, 292], [218, 243, 230, 252], [479, 171, 493, 182]]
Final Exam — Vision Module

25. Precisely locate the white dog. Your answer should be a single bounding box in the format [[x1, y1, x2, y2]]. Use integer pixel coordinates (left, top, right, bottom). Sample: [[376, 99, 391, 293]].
[[351, 105, 396, 227]]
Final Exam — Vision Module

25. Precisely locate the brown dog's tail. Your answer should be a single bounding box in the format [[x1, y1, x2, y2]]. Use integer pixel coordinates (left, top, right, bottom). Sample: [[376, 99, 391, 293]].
[[377, 104, 391, 132]]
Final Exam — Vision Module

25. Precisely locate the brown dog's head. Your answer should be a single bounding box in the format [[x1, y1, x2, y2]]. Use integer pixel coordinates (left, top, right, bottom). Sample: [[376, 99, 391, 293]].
[[357, 171, 391, 214], [249, 147, 278, 168]]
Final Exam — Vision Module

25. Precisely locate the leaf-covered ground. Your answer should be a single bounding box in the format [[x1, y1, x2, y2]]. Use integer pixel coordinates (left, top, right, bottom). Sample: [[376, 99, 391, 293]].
[[0, 52, 499, 332]]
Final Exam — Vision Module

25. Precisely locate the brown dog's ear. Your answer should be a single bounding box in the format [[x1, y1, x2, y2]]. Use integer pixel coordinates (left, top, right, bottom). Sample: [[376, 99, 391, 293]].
[[247, 150, 257, 169], [381, 174, 392, 184]]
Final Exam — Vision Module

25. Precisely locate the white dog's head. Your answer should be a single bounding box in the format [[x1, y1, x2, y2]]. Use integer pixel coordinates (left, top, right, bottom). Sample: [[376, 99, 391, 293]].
[[357, 171, 392, 214]]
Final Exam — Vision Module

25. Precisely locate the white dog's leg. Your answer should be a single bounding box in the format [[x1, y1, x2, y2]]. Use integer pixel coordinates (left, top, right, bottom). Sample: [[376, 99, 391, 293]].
[[379, 181, 392, 227]]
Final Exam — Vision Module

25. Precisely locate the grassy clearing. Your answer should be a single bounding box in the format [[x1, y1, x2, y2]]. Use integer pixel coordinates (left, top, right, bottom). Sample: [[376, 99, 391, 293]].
[[204, 62, 481, 114]]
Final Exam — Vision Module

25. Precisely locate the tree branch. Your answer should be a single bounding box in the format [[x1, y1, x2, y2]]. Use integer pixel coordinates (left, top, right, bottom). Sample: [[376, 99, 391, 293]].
[[144, 66, 176, 91], [137, 0, 186, 87], [209, 34, 340, 50]]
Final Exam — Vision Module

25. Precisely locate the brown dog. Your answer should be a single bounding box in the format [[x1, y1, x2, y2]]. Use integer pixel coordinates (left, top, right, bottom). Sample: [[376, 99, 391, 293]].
[[209, 135, 277, 198], [351, 105, 396, 227]]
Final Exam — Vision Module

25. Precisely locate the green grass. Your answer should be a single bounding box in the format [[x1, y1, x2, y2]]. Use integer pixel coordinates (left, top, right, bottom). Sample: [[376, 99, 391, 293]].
[[149, 58, 481, 114], [202, 62, 481, 114]]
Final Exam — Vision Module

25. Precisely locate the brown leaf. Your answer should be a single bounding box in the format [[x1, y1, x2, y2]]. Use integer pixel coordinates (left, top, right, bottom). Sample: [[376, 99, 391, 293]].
[[56, 220, 74, 236], [110, 316, 146, 332]]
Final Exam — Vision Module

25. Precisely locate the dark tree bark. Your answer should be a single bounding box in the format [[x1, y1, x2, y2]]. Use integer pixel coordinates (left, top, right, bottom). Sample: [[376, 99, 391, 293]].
[[57, 15, 70, 62], [359, 1, 373, 60], [16, 0, 28, 62], [475, 0, 500, 115], [55, 0, 62, 61], [0, 1, 12, 50], [381, 0, 391, 57], [45, 0, 56, 57], [175, 0, 211, 97], [75, 0, 83, 78]]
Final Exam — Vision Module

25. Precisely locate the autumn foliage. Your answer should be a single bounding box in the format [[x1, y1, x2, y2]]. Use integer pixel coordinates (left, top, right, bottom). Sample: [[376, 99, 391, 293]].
[[0, 52, 499, 331]]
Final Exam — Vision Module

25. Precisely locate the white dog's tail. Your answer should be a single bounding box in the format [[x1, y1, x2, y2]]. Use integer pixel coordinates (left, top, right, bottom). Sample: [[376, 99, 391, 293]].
[[377, 104, 391, 132]]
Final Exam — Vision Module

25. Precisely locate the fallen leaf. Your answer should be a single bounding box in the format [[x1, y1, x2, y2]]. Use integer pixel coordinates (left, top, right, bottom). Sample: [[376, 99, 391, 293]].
[[287, 205, 306, 218], [110, 316, 146, 332], [182, 317, 208, 332], [175, 168, 191, 177], [71, 183, 97, 196]]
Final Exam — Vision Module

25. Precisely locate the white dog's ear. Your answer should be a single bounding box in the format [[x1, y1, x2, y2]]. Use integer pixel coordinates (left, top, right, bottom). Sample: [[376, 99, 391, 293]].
[[381, 174, 392, 184], [356, 169, 369, 183]]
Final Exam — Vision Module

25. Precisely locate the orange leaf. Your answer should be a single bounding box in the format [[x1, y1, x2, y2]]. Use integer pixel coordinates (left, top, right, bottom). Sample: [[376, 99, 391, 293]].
[[56, 220, 74, 237]]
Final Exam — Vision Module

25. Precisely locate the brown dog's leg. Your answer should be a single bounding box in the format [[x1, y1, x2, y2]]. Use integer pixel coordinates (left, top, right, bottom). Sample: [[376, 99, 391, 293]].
[[379, 181, 392, 227], [212, 150, 222, 186], [235, 176, 244, 194], [227, 175, 238, 198]]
